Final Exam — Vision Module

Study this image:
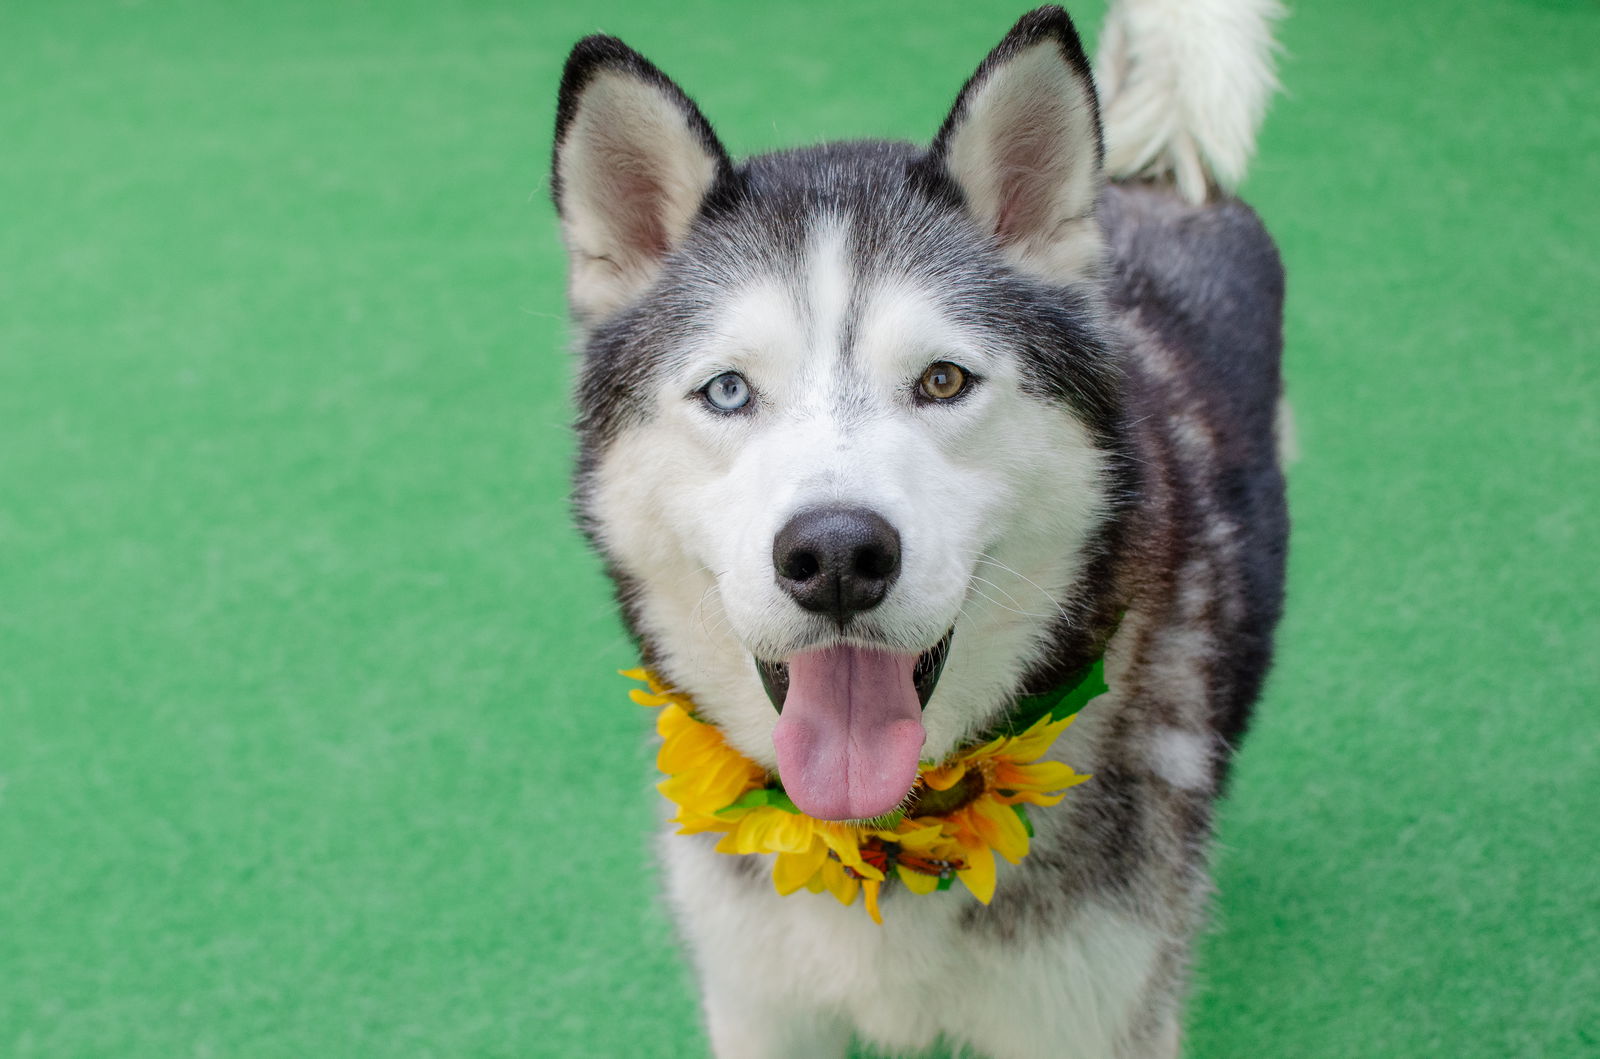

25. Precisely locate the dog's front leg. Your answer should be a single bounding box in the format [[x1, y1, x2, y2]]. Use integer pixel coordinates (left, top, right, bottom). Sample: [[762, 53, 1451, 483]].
[[699, 970, 852, 1059], [665, 839, 854, 1057], [941, 901, 1189, 1059]]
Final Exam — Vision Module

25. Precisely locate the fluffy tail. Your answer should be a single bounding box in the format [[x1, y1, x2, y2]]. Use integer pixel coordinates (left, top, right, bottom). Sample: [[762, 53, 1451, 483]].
[[1094, 0, 1283, 204]]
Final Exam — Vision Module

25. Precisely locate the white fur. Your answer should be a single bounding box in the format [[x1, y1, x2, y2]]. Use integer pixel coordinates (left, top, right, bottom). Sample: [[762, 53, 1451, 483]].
[[1095, 0, 1283, 204], [1147, 727, 1214, 792], [666, 834, 1177, 1059]]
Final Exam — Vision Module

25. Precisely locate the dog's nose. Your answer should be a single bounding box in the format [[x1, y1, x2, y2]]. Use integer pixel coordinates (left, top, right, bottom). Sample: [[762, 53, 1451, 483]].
[[773, 507, 901, 623]]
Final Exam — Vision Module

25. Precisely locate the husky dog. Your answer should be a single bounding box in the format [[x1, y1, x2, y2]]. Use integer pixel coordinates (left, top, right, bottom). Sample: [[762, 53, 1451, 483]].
[[550, 1, 1287, 1055]]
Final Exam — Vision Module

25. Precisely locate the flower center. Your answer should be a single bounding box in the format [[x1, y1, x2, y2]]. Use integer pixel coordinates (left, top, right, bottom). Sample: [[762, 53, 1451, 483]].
[[906, 765, 988, 817]]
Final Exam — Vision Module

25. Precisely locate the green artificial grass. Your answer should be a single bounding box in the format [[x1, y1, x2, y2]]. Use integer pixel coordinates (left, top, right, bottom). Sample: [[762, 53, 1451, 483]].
[[2, 0, 1595, 1055]]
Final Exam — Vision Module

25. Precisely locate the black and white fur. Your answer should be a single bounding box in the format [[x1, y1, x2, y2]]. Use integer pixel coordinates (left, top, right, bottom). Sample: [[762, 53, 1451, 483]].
[[551, 3, 1287, 1055]]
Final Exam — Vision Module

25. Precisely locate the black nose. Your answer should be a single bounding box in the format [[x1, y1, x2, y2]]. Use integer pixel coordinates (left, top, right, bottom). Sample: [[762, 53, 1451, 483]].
[[773, 506, 901, 623]]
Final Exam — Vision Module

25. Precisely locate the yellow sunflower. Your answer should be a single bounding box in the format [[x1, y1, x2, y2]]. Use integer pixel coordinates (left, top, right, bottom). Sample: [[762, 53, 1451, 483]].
[[622, 668, 1091, 923], [913, 712, 1090, 902]]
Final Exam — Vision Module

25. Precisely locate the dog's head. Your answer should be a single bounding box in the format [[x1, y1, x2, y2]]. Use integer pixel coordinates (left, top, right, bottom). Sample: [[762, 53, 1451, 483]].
[[553, 8, 1123, 821]]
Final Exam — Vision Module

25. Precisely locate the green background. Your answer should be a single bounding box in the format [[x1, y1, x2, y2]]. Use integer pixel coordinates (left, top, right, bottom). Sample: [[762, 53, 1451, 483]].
[[3, 0, 1596, 1055]]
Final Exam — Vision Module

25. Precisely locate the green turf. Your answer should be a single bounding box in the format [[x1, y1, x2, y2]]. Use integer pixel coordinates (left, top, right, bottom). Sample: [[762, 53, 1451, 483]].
[[2, 1, 1595, 1055]]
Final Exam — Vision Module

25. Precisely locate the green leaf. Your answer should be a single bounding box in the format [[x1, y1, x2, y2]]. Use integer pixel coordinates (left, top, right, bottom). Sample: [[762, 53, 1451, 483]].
[[1050, 659, 1109, 722], [991, 658, 1110, 737], [716, 787, 800, 815], [936, 873, 955, 891], [1012, 803, 1034, 838]]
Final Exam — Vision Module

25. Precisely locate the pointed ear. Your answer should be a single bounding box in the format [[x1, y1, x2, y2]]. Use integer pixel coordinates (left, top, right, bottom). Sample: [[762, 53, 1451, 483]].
[[919, 7, 1105, 284], [552, 36, 733, 325]]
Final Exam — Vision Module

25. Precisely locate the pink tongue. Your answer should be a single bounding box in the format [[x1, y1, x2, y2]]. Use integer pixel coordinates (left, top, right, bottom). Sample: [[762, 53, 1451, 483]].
[[771, 645, 926, 821]]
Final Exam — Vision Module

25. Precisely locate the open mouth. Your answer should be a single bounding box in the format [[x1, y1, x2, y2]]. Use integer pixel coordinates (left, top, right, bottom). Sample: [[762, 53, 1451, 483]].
[[761, 627, 956, 821], [756, 627, 954, 713]]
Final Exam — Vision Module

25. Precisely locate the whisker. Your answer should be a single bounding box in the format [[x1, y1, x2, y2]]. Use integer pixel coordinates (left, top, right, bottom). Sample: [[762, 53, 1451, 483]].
[[974, 553, 1075, 623], [965, 582, 1055, 623], [967, 572, 1033, 615], [689, 582, 721, 638]]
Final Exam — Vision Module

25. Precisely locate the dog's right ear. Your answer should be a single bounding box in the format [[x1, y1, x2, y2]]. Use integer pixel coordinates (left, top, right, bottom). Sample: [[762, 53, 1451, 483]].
[[916, 7, 1104, 285], [552, 36, 733, 327]]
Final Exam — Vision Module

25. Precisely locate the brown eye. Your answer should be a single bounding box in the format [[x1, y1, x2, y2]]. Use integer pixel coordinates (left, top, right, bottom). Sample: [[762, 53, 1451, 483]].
[[919, 361, 968, 401]]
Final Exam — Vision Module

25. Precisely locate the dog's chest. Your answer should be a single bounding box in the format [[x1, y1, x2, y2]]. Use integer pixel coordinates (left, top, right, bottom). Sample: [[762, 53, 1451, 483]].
[[665, 829, 1170, 1056]]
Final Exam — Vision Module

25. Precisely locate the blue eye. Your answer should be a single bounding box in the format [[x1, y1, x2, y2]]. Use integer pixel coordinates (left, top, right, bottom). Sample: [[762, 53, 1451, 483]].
[[702, 371, 752, 412]]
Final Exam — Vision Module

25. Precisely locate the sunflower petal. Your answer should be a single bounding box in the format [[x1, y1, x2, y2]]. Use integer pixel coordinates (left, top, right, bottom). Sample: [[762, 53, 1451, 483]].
[[862, 879, 884, 924], [995, 759, 1084, 793], [656, 721, 726, 773], [773, 840, 829, 896], [1005, 715, 1075, 763], [730, 808, 803, 855], [820, 859, 859, 906], [921, 762, 968, 792], [766, 811, 818, 854], [958, 843, 996, 904], [816, 824, 881, 878], [973, 797, 1031, 863], [898, 865, 942, 895], [886, 821, 946, 850]]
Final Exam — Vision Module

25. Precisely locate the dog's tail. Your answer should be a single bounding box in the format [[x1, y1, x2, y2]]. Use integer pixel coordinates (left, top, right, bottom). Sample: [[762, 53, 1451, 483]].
[[1094, 0, 1283, 205]]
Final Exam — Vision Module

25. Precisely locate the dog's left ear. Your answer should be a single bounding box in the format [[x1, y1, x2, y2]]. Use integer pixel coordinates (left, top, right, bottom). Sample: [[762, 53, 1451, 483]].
[[918, 6, 1104, 284], [552, 36, 734, 326]]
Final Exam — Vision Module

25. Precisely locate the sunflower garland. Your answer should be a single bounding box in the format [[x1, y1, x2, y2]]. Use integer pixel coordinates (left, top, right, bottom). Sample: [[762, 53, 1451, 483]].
[[623, 665, 1097, 923]]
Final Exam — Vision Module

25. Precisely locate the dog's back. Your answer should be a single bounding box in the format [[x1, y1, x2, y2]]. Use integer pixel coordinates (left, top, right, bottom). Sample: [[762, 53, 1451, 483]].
[[1102, 185, 1288, 753]]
